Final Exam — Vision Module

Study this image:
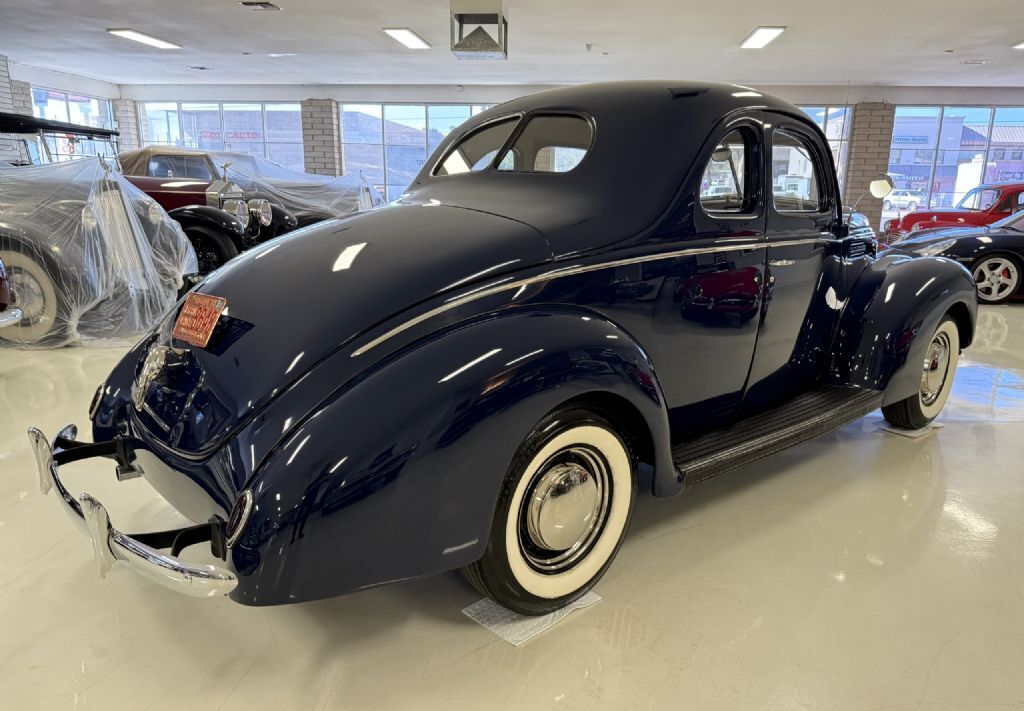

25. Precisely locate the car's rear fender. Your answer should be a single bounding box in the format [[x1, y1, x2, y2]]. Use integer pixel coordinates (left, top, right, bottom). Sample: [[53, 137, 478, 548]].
[[228, 307, 673, 606], [828, 253, 977, 405]]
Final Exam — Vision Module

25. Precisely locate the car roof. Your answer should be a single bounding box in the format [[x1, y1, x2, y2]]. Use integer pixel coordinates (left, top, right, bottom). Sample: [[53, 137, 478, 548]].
[[405, 81, 820, 256]]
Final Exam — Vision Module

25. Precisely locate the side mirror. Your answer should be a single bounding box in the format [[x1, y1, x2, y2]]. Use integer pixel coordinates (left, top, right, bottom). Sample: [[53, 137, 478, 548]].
[[869, 175, 895, 199]]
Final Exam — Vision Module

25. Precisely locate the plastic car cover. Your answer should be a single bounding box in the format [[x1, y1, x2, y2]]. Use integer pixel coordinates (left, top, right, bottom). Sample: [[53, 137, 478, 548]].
[[0, 158, 197, 348], [209, 151, 385, 224]]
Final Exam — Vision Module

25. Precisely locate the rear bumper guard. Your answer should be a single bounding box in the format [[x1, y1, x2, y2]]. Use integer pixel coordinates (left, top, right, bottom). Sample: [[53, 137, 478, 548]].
[[27, 425, 237, 598]]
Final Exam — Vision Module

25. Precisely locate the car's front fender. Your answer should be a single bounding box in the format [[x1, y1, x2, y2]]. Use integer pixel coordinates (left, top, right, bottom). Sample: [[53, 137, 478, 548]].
[[829, 253, 977, 405], [228, 307, 672, 606]]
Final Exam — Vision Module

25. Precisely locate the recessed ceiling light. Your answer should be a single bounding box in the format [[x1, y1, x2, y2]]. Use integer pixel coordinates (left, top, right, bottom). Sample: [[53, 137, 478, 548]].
[[961, 58, 993, 65], [267, 53, 297, 58], [1014, 42, 1024, 50], [740, 26, 786, 49], [106, 28, 181, 49], [383, 28, 431, 49]]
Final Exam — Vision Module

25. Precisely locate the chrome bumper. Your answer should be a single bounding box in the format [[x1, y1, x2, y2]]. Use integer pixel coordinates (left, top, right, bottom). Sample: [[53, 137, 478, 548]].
[[28, 425, 237, 598], [0, 307, 24, 328]]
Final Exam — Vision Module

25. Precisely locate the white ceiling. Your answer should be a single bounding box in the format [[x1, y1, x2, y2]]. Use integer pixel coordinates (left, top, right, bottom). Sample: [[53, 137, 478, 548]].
[[1, 0, 1023, 87]]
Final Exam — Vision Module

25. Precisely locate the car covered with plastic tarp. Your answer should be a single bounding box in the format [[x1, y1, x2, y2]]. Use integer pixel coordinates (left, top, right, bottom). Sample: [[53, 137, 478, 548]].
[[0, 158, 197, 347]]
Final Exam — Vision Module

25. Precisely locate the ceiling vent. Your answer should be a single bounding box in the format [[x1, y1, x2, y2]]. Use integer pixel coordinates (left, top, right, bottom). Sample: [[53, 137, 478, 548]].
[[450, 0, 508, 60], [239, 2, 282, 10]]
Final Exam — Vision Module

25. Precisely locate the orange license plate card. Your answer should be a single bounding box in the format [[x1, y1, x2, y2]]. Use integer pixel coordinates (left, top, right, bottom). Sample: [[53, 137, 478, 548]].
[[172, 293, 227, 348]]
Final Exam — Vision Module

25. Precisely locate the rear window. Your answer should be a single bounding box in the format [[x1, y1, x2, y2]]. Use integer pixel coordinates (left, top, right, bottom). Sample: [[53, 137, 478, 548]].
[[497, 115, 593, 173], [434, 118, 519, 176]]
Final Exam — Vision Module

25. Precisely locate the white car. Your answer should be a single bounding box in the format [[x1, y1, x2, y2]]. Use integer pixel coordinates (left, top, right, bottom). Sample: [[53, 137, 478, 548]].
[[884, 190, 924, 211]]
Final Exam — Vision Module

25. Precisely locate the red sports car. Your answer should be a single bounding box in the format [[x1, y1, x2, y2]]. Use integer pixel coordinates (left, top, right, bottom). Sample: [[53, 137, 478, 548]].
[[885, 181, 1024, 242]]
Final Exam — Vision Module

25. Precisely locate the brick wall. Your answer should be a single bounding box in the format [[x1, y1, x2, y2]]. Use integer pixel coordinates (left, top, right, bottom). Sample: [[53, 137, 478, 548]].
[[843, 102, 896, 228], [113, 98, 140, 151], [301, 98, 341, 176], [0, 54, 18, 162], [11, 79, 31, 115]]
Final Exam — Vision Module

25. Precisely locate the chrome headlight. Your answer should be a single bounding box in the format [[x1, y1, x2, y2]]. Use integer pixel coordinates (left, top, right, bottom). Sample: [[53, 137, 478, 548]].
[[248, 198, 273, 227], [146, 200, 165, 225], [914, 238, 957, 257], [222, 199, 250, 229]]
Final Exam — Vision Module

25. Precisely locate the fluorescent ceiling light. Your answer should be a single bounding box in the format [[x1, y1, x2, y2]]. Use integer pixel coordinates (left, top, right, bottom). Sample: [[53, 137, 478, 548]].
[[106, 28, 181, 49], [1015, 42, 1024, 50], [267, 53, 297, 58], [383, 28, 431, 49], [740, 26, 786, 49]]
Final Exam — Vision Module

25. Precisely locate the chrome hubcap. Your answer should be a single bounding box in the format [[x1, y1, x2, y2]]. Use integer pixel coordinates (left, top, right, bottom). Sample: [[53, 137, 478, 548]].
[[520, 445, 610, 573], [920, 331, 951, 406], [8, 269, 45, 323], [974, 258, 1019, 302]]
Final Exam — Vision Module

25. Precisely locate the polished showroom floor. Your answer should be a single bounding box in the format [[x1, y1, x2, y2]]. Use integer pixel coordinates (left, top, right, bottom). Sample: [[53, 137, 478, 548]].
[[2, 305, 1024, 711]]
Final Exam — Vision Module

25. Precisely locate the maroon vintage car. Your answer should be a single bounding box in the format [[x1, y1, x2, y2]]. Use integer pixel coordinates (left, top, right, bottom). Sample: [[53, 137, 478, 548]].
[[884, 181, 1024, 242], [675, 266, 767, 323], [0, 256, 20, 330]]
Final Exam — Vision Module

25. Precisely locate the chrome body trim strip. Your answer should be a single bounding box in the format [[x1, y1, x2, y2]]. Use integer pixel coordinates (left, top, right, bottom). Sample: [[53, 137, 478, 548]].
[[27, 426, 237, 598], [0, 307, 24, 329], [351, 236, 830, 357]]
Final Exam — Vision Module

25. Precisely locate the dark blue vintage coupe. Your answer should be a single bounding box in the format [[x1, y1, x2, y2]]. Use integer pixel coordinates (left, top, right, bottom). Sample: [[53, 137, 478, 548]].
[[30, 82, 977, 615]]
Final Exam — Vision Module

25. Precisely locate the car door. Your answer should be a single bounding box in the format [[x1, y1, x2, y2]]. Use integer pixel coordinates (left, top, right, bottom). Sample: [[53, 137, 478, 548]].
[[741, 117, 842, 412]]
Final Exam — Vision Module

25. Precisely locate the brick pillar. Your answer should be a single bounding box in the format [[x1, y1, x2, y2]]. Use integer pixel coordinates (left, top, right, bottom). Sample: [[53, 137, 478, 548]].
[[113, 98, 140, 151], [0, 54, 19, 162], [843, 102, 896, 228], [11, 79, 31, 115], [300, 99, 341, 176]]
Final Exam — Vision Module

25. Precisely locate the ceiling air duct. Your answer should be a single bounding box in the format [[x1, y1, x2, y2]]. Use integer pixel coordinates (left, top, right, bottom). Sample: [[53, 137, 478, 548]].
[[450, 0, 508, 60]]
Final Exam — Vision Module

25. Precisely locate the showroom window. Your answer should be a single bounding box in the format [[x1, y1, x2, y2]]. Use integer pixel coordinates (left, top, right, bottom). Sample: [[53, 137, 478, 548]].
[[138, 101, 304, 171], [30, 87, 115, 162], [798, 106, 852, 190], [341, 103, 491, 200], [884, 105, 1024, 225]]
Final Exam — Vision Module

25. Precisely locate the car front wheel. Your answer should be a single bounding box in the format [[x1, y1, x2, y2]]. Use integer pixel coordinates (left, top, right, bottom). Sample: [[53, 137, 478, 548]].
[[882, 316, 959, 430], [462, 407, 636, 615], [186, 226, 239, 275], [972, 254, 1021, 304], [0, 247, 69, 346]]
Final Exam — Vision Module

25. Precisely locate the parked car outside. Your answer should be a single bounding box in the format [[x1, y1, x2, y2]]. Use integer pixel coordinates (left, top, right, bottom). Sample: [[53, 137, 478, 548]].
[[32, 81, 975, 616], [887, 209, 1024, 303], [884, 181, 1024, 241], [883, 189, 925, 212], [0, 159, 196, 346]]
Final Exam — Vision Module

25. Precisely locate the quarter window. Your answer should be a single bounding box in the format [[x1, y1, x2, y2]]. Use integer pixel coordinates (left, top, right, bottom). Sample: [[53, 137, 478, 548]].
[[699, 129, 750, 212], [496, 115, 593, 173], [434, 118, 519, 176], [772, 130, 824, 212]]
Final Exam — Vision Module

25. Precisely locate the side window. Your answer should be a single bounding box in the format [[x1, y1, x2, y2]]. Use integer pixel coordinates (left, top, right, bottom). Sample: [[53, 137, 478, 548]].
[[699, 129, 750, 213], [772, 129, 823, 212], [496, 115, 593, 173], [149, 155, 187, 178], [1016, 193, 1024, 213], [183, 156, 213, 180], [434, 118, 519, 176]]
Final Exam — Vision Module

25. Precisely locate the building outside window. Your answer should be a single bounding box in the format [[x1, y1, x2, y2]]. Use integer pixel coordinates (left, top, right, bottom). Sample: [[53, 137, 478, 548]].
[[30, 87, 115, 162], [798, 106, 852, 191], [138, 101, 304, 171], [884, 105, 1024, 225], [341, 103, 491, 200]]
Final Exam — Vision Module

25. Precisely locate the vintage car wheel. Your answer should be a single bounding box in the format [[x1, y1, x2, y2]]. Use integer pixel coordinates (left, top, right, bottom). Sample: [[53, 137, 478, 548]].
[[0, 247, 68, 345], [881, 317, 959, 430], [972, 254, 1021, 304], [186, 226, 239, 274], [462, 407, 636, 615]]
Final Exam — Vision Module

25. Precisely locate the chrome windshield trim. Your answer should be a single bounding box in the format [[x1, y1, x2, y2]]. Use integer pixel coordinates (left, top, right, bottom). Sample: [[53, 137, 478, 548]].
[[351, 237, 827, 357]]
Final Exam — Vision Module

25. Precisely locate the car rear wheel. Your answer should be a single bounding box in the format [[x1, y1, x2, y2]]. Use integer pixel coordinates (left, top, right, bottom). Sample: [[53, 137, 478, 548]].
[[972, 254, 1021, 304], [186, 226, 239, 275], [0, 247, 70, 346], [462, 407, 636, 615], [908, 201, 918, 210], [882, 316, 959, 430]]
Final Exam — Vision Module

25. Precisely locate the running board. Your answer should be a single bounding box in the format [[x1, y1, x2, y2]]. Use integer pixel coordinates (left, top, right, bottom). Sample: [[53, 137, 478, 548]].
[[672, 386, 882, 488]]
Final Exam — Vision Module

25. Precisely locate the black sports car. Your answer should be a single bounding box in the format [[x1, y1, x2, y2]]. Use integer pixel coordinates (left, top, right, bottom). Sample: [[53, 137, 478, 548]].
[[889, 211, 1024, 304]]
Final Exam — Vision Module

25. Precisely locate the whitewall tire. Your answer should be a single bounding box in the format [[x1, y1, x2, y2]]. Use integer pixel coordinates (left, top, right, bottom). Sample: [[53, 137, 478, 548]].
[[0, 248, 65, 345], [882, 316, 959, 430], [462, 407, 636, 615]]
